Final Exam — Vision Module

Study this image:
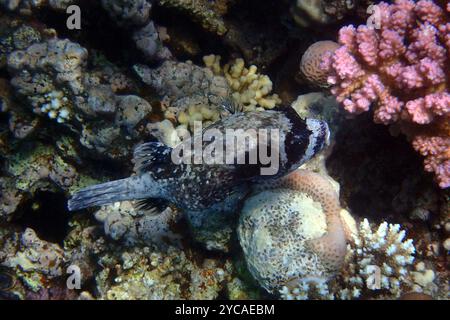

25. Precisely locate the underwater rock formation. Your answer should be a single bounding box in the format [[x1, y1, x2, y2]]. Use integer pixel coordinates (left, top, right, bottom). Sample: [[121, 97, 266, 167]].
[[133, 21, 173, 61], [135, 60, 229, 102], [157, 0, 228, 36], [101, 0, 152, 26], [0, 0, 76, 14], [3, 140, 105, 211], [290, 0, 376, 27], [320, 0, 450, 188], [6, 26, 155, 160], [64, 220, 246, 300]]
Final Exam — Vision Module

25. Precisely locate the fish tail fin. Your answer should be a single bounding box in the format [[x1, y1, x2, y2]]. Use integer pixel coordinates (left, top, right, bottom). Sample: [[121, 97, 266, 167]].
[[68, 175, 157, 211]]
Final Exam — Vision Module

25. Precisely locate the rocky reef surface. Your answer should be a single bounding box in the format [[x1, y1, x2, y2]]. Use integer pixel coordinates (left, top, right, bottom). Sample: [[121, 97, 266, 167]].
[[0, 0, 448, 300]]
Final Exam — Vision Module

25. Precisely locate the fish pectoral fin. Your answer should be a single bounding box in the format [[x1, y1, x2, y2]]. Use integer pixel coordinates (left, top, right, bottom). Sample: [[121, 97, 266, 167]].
[[133, 142, 172, 173], [133, 198, 170, 216]]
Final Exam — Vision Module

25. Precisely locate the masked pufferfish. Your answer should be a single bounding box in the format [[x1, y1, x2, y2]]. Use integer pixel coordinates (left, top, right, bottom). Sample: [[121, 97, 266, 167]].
[[68, 105, 330, 220]]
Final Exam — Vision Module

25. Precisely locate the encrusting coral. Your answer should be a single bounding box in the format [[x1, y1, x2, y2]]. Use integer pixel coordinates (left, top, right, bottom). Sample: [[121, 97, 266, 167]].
[[320, 0, 450, 188], [96, 245, 231, 300], [1, 228, 65, 292], [94, 201, 182, 247]]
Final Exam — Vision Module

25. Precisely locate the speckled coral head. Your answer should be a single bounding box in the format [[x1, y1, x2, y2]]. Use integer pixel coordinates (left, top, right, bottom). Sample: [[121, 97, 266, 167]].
[[238, 169, 348, 293], [299, 40, 340, 88], [272, 170, 347, 273]]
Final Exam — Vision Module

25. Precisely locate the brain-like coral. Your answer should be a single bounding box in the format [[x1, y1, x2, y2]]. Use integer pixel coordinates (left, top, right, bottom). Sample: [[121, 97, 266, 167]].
[[300, 41, 340, 88], [238, 169, 347, 294]]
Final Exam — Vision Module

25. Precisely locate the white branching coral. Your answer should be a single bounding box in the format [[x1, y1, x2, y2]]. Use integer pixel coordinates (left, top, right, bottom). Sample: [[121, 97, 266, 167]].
[[203, 55, 281, 111], [40, 90, 71, 123], [278, 218, 437, 300], [342, 219, 416, 298], [280, 278, 335, 300]]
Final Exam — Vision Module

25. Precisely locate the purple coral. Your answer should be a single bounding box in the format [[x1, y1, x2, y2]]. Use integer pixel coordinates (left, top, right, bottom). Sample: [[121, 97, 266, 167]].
[[321, 0, 450, 188]]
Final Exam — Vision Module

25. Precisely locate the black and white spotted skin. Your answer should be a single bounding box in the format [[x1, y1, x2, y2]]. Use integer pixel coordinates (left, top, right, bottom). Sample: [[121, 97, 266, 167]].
[[68, 107, 330, 215]]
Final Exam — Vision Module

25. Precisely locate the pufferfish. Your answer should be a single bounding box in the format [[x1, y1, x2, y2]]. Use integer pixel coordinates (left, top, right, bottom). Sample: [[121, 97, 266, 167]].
[[68, 106, 330, 216]]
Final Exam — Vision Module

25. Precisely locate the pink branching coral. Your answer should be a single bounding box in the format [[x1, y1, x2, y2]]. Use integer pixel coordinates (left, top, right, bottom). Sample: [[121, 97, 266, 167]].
[[412, 134, 450, 187], [321, 0, 450, 188]]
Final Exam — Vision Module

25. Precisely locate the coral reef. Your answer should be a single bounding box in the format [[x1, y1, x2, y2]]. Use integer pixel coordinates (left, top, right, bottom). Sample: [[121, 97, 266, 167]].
[[96, 245, 231, 300], [0, 0, 447, 302], [5, 141, 104, 202], [320, 0, 450, 188], [135, 60, 230, 104]]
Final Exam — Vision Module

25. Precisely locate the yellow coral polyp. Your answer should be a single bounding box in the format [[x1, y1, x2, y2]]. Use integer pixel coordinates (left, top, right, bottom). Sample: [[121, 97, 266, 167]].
[[177, 104, 221, 132], [203, 55, 281, 111], [203, 54, 222, 76]]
